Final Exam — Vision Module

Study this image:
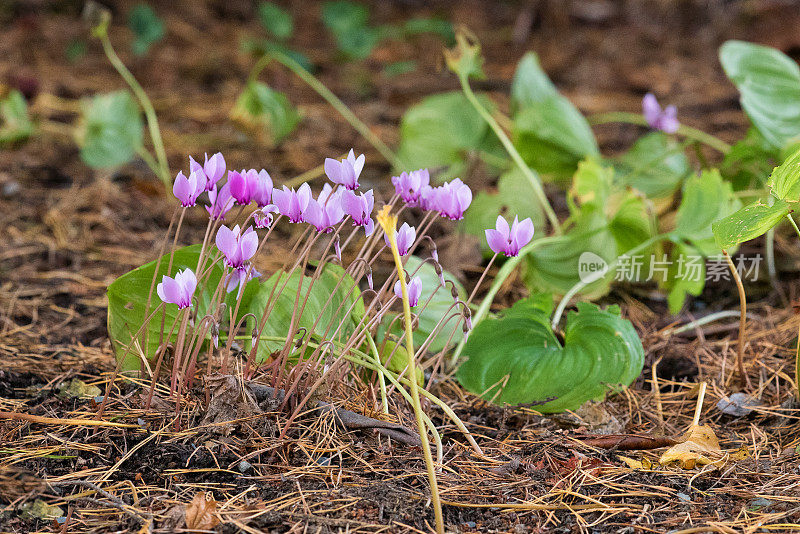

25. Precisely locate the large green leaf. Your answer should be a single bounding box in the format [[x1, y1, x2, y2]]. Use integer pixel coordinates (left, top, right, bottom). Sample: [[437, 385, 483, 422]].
[[78, 91, 143, 169], [396, 91, 493, 178], [107, 245, 256, 372], [0, 90, 34, 145], [456, 297, 644, 412], [767, 145, 800, 202], [513, 96, 598, 181], [712, 198, 792, 249], [462, 168, 545, 254], [231, 82, 301, 145], [509, 52, 598, 181], [615, 132, 691, 199], [720, 40, 800, 151], [510, 52, 558, 113], [674, 169, 742, 255], [244, 264, 365, 361]]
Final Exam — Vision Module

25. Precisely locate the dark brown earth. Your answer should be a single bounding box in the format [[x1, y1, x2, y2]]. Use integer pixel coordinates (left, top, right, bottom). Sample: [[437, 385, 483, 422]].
[[2, 1, 800, 532]]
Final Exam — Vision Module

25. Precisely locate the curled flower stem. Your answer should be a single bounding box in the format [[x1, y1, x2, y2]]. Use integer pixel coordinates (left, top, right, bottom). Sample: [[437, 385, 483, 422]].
[[97, 30, 170, 190], [722, 250, 751, 390], [456, 72, 562, 235], [587, 111, 732, 154], [265, 51, 401, 169]]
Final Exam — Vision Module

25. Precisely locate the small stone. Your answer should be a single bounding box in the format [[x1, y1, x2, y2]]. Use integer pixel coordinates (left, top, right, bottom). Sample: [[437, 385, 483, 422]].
[[238, 460, 252, 473], [676, 492, 691, 502], [747, 497, 773, 511], [716, 393, 762, 417]]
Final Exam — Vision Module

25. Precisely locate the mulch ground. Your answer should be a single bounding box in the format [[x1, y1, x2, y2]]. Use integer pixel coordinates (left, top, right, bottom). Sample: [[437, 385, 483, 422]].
[[2, 1, 800, 532]]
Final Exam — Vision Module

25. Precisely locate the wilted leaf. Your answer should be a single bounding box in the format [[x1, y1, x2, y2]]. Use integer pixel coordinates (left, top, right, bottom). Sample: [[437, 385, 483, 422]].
[[720, 40, 800, 151], [456, 297, 644, 412], [659, 424, 721, 468], [78, 90, 143, 169], [185, 492, 219, 530], [58, 378, 102, 399], [20, 499, 64, 521]]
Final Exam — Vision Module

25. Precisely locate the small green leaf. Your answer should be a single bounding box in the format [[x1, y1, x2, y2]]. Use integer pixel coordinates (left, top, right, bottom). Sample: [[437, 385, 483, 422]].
[[712, 198, 792, 249], [231, 82, 301, 146], [403, 17, 455, 45], [675, 169, 742, 255], [321, 1, 378, 59], [512, 96, 598, 181], [258, 2, 293, 40], [128, 4, 165, 56], [0, 90, 34, 145], [456, 298, 644, 412], [65, 39, 88, 63], [663, 243, 706, 314], [720, 40, 800, 150], [78, 91, 143, 169], [721, 128, 778, 190], [767, 145, 800, 201], [396, 91, 493, 177], [462, 168, 545, 254], [444, 29, 485, 80], [615, 132, 691, 199], [20, 500, 64, 521]]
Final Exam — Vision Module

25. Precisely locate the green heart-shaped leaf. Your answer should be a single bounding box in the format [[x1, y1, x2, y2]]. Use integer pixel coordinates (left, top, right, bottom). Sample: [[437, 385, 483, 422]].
[[231, 82, 301, 146], [258, 2, 293, 40], [0, 89, 33, 145], [615, 132, 691, 199], [720, 40, 800, 151], [456, 297, 644, 412]]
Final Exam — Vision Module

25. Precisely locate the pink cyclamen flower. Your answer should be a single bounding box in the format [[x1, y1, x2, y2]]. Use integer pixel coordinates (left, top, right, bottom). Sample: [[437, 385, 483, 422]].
[[206, 182, 235, 220], [418, 184, 439, 211], [272, 183, 312, 223], [254, 205, 279, 229], [226, 265, 260, 295], [394, 276, 422, 307], [392, 168, 430, 206], [305, 188, 345, 233], [173, 170, 204, 207], [436, 178, 472, 220], [325, 149, 365, 190], [385, 222, 416, 256], [203, 152, 226, 190], [251, 169, 273, 207], [342, 189, 375, 236], [216, 224, 258, 269], [642, 93, 679, 134], [157, 268, 197, 309], [228, 170, 251, 205], [485, 215, 534, 257]]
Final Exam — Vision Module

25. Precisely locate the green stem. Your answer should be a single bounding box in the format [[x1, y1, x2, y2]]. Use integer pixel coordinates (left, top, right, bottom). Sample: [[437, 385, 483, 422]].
[[588, 111, 732, 154], [457, 73, 562, 235], [362, 327, 389, 415], [551, 233, 671, 329], [98, 32, 170, 190], [136, 146, 162, 179], [787, 213, 800, 240], [450, 236, 562, 366], [266, 51, 401, 169]]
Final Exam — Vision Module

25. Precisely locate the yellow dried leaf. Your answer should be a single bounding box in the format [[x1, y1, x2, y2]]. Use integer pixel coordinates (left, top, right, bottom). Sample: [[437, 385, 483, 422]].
[[618, 455, 652, 470], [185, 491, 219, 530], [659, 424, 721, 469]]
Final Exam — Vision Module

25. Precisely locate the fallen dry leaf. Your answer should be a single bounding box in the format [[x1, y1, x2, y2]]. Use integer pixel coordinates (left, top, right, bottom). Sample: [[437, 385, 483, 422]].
[[659, 424, 721, 468], [185, 492, 220, 531]]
